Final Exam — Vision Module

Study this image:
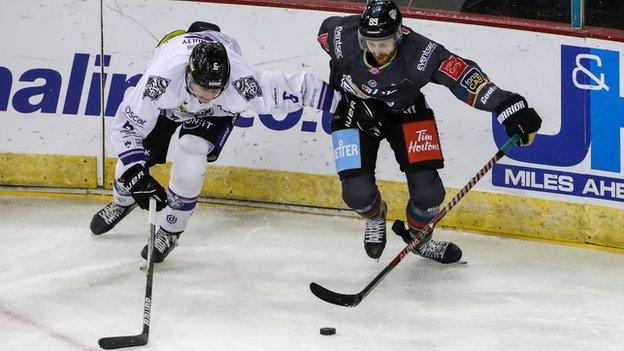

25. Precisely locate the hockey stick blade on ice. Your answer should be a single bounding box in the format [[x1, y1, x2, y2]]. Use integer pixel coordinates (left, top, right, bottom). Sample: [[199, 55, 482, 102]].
[[310, 134, 521, 307], [99, 197, 157, 349]]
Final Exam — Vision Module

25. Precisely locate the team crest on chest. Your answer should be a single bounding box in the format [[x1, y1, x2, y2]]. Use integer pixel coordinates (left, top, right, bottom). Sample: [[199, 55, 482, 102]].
[[142, 75, 171, 101], [232, 75, 263, 101]]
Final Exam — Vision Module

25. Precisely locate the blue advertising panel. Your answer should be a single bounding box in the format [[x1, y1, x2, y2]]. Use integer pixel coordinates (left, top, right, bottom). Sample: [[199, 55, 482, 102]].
[[492, 45, 624, 203]]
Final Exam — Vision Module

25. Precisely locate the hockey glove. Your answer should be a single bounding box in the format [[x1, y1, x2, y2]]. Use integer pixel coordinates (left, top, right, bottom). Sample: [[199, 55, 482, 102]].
[[334, 93, 382, 137], [118, 164, 167, 211], [495, 94, 542, 146]]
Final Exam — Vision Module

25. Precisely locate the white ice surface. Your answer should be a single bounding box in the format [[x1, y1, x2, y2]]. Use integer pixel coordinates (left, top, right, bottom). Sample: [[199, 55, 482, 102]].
[[1, 196, 623, 351]]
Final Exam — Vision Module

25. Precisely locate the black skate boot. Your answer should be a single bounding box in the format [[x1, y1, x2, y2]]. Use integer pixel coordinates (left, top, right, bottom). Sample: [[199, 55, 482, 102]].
[[141, 228, 181, 263], [414, 236, 462, 264], [90, 202, 138, 235], [392, 220, 462, 264], [363, 201, 387, 259]]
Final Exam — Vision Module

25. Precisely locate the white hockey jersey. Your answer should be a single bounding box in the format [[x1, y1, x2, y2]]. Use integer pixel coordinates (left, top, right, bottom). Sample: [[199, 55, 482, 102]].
[[112, 30, 340, 168]]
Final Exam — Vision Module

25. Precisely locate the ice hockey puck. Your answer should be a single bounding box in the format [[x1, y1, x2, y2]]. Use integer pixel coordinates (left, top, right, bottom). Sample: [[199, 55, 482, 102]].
[[320, 327, 336, 335]]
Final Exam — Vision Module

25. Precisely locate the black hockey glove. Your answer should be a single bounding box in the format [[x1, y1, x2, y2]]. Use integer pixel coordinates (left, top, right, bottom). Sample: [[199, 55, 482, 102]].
[[495, 94, 542, 146], [334, 93, 382, 137], [118, 164, 168, 211]]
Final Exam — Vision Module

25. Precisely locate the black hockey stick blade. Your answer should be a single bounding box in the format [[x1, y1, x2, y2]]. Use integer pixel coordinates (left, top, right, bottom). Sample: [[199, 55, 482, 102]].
[[309, 282, 363, 307], [98, 334, 147, 349]]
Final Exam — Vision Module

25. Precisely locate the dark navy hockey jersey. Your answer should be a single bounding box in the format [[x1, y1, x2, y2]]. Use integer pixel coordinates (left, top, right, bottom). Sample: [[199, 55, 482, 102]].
[[317, 15, 514, 114]]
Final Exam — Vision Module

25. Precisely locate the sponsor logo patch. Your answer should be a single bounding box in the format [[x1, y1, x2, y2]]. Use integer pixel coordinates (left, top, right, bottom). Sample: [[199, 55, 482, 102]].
[[460, 68, 487, 94], [123, 106, 146, 126], [183, 117, 213, 130], [403, 120, 443, 164], [318, 33, 330, 53], [417, 42, 437, 71], [334, 26, 344, 59], [438, 55, 469, 81], [232, 75, 263, 101], [332, 128, 361, 172], [142, 75, 170, 101], [479, 85, 497, 105], [497, 100, 526, 123]]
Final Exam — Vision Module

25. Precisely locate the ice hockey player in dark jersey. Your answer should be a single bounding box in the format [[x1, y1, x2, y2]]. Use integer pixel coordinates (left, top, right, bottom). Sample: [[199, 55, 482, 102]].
[[317, 1, 542, 262]]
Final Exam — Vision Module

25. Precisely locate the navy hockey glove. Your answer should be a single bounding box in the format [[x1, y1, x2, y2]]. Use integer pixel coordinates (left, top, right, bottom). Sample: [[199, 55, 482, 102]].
[[495, 94, 542, 146], [118, 164, 167, 211], [334, 93, 382, 137]]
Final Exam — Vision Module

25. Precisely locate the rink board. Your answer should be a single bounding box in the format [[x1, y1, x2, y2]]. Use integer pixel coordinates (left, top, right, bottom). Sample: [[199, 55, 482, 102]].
[[0, 1, 622, 248], [0, 153, 619, 249]]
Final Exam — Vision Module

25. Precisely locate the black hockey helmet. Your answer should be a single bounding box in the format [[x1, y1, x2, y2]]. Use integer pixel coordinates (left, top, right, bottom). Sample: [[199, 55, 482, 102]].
[[187, 21, 221, 33], [358, 0, 403, 49], [187, 41, 230, 91]]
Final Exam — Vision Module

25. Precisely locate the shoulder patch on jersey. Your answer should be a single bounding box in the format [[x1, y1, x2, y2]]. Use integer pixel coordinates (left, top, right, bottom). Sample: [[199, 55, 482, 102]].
[[333, 26, 344, 59], [460, 68, 488, 94], [439, 55, 468, 81], [417, 42, 437, 71], [318, 32, 330, 53], [232, 75, 263, 101], [143, 75, 171, 101]]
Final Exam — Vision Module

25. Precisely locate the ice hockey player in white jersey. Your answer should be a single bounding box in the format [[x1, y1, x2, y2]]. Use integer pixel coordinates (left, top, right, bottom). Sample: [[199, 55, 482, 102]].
[[89, 22, 347, 263]]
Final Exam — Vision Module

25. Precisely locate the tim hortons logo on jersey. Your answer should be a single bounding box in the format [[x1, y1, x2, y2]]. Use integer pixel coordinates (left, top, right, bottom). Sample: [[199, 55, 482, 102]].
[[143, 75, 170, 101], [232, 75, 263, 101], [403, 120, 442, 163], [318, 33, 330, 53], [417, 42, 437, 71], [334, 26, 344, 59], [439, 55, 469, 81], [460, 68, 487, 94]]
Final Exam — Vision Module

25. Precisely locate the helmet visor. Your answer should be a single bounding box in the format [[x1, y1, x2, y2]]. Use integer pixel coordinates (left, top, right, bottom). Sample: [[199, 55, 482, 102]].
[[186, 69, 224, 103], [358, 30, 402, 52]]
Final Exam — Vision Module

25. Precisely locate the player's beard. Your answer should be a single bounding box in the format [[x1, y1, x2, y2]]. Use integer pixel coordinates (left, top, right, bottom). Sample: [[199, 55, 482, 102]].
[[373, 53, 390, 66]]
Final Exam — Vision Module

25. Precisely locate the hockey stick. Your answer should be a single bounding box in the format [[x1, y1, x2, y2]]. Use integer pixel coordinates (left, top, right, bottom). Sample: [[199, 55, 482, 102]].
[[99, 197, 157, 349], [310, 134, 521, 307]]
